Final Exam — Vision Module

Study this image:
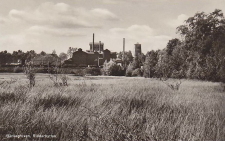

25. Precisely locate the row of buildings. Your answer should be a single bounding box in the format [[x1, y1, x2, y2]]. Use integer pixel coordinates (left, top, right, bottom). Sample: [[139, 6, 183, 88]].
[[4, 34, 142, 68], [63, 40, 142, 67]]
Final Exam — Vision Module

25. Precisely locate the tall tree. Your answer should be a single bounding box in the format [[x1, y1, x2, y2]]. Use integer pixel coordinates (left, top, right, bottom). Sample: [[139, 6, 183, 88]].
[[0, 51, 12, 65], [166, 38, 181, 56], [52, 50, 57, 55], [59, 52, 68, 62], [117, 51, 133, 67], [26, 50, 37, 61], [176, 9, 225, 81], [40, 51, 46, 56], [143, 50, 159, 78], [67, 47, 77, 58]]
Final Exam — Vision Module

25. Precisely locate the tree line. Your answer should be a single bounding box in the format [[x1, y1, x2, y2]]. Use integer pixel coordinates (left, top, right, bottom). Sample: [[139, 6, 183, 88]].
[[144, 9, 225, 83], [0, 47, 78, 66], [105, 9, 225, 83]]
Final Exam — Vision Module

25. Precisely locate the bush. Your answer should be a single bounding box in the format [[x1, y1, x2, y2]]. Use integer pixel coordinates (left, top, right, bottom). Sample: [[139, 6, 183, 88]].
[[132, 68, 143, 77], [13, 66, 23, 73], [125, 65, 133, 77], [71, 69, 85, 76], [102, 60, 124, 76], [84, 68, 101, 76]]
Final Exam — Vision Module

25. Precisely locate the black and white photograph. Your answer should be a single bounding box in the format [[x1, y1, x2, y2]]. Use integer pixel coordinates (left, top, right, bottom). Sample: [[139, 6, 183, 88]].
[[0, 0, 225, 140]]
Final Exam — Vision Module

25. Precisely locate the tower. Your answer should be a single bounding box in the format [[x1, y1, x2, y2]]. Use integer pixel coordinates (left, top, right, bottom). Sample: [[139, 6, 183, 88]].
[[134, 42, 141, 56]]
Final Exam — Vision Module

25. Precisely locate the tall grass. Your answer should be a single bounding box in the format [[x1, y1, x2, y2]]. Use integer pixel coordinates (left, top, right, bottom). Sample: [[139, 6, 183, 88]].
[[0, 76, 225, 141]]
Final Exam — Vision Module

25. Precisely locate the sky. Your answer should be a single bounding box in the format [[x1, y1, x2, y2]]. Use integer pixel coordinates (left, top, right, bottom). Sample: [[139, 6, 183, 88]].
[[0, 0, 225, 55]]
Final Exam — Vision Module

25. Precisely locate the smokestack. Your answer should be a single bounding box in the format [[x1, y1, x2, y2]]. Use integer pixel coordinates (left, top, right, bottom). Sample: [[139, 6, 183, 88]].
[[99, 41, 101, 53], [92, 33, 94, 52], [123, 38, 125, 61]]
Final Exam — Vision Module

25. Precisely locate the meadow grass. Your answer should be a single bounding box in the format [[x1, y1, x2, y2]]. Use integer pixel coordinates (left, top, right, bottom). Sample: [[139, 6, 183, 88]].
[[0, 74, 225, 141]]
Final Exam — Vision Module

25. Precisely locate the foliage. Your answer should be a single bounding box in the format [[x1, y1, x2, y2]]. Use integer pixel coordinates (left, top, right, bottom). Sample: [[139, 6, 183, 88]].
[[59, 52, 68, 62], [0, 50, 37, 65], [143, 9, 225, 83], [143, 50, 159, 78], [176, 9, 225, 81], [132, 68, 143, 77], [67, 47, 77, 58], [52, 50, 57, 55], [13, 66, 23, 73], [71, 69, 85, 76], [0, 50, 12, 65], [117, 51, 133, 67], [40, 51, 46, 56], [102, 60, 124, 76], [166, 38, 181, 56], [125, 56, 144, 77], [125, 64, 133, 77], [84, 67, 101, 76]]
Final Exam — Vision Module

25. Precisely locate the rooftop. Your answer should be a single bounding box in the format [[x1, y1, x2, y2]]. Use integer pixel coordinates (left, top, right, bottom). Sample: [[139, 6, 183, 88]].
[[89, 42, 104, 45]]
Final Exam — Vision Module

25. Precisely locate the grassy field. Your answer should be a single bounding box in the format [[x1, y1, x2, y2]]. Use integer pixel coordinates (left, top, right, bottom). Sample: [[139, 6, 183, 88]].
[[0, 73, 225, 141]]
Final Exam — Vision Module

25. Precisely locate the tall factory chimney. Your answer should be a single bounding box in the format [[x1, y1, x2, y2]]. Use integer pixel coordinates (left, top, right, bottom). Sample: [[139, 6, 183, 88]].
[[123, 38, 125, 61], [92, 33, 94, 52], [99, 41, 101, 53]]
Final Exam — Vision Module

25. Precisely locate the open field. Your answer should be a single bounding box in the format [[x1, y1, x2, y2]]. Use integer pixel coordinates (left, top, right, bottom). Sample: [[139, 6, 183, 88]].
[[0, 73, 225, 141]]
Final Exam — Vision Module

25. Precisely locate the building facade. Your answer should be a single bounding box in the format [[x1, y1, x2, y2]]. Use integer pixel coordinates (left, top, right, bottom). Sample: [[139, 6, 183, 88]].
[[64, 48, 117, 67]]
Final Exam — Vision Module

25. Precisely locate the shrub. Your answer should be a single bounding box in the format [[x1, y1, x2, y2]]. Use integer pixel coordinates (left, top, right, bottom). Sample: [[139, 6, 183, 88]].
[[84, 68, 101, 76], [102, 60, 124, 76], [71, 69, 85, 76], [132, 68, 143, 77], [13, 66, 23, 73], [34, 67, 49, 73], [125, 65, 133, 77]]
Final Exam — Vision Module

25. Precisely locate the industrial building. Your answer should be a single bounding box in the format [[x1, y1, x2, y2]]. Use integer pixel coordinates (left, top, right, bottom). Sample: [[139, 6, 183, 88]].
[[64, 48, 117, 67], [63, 34, 117, 67], [63, 34, 142, 67]]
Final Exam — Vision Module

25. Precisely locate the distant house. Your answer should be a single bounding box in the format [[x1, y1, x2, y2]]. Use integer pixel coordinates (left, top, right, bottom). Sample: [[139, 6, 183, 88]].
[[30, 54, 61, 67]]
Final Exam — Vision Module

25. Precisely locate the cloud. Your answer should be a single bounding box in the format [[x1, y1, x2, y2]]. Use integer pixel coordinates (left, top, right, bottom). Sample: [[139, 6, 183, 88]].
[[144, 35, 171, 51], [0, 18, 5, 24], [110, 25, 154, 40], [109, 25, 171, 52], [7, 2, 118, 29], [168, 14, 189, 28], [0, 1, 121, 46], [8, 7, 89, 28], [0, 33, 41, 52], [91, 8, 118, 20], [28, 26, 85, 37]]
